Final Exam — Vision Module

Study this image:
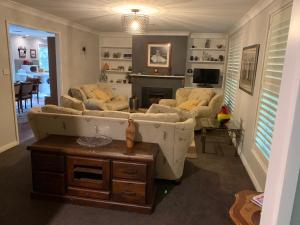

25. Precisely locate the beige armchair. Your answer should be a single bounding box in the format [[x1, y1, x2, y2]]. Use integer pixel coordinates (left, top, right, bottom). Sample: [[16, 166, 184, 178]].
[[69, 83, 128, 111], [158, 88, 224, 130]]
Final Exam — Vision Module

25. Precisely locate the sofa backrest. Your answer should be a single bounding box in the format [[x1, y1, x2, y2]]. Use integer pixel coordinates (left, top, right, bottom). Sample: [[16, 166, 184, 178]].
[[176, 88, 216, 105], [69, 83, 114, 102]]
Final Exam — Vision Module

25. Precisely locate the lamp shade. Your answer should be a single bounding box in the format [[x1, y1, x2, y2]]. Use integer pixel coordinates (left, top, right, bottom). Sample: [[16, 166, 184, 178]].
[[122, 13, 149, 34]]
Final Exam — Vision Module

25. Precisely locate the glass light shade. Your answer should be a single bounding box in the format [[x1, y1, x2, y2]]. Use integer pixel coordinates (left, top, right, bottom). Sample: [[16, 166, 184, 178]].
[[122, 14, 149, 34]]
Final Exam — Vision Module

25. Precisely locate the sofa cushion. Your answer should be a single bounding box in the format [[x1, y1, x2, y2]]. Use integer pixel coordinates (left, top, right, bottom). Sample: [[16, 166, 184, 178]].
[[84, 98, 108, 111], [61, 95, 85, 111], [97, 83, 114, 99], [176, 88, 193, 105], [130, 113, 180, 123], [177, 100, 207, 111], [105, 100, 128, 111], [82, 84, 98, 99], [42, 105, 82, 115], [188, 88, 215, 103], [94, 89, 111, 102], [83, 110, 130, 119]]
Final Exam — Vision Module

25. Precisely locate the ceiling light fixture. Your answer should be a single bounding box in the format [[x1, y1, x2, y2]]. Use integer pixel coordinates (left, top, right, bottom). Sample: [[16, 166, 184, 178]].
[[122, 9, 149, 34]]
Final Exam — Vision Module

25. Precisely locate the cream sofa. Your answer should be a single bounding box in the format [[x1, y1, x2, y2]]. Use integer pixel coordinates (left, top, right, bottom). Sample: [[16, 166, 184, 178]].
[[69, 83, 128, 111], [28, 106, 195, 181], [158, 88, 224, 130]]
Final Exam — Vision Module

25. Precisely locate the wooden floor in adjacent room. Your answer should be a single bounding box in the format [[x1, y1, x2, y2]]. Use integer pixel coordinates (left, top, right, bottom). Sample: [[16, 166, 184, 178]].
[[0, 132, 253, 225]]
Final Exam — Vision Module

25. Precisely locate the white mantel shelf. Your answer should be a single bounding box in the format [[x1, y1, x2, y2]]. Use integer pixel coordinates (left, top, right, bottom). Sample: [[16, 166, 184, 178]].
[[130, 74, 185, 79]]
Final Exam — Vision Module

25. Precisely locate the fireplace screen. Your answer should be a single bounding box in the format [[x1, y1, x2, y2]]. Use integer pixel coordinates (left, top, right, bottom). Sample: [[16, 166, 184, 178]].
[[141, 87, 173, 108]]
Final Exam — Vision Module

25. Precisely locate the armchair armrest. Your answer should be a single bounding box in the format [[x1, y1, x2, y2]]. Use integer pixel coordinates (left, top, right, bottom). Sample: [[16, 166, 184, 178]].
[[159, 99, 177, 107], [190, 105, 212, 118], [84, 98, 108, 111]]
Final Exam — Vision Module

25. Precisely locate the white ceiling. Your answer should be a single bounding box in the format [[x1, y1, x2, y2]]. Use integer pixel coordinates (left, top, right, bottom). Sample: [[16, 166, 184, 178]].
[[12, 0, 261, 33]]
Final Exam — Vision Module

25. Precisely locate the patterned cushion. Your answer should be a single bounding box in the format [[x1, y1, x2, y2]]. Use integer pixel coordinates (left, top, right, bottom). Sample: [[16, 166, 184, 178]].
[[93, 89, 111, 102], [188, 88, 215, 103], [60, 95, 85, 111], [82, 84, 98, 99], [177, 99, 208, 111], [42, 105, 82, 115]]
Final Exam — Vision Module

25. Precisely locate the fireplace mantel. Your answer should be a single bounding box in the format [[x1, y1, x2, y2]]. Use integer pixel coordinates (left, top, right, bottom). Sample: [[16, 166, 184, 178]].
[[130, 74, 185, 79]]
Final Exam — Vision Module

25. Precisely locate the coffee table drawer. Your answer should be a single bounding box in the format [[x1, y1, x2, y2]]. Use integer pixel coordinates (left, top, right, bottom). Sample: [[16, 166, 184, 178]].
[[67, 186, 109, 200], [31, 152, 64, 173], [112, 180, 146, 204], [113, 161, 147, 181]]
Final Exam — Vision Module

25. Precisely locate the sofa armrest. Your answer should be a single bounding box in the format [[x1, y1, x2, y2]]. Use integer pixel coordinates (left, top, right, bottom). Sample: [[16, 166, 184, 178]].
[[84, 98, 108, 111], [159, 99, 177, 107]]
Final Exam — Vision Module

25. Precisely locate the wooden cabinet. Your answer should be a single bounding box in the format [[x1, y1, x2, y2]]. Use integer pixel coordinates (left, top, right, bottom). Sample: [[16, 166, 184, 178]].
[[28, 135, 158, 213]]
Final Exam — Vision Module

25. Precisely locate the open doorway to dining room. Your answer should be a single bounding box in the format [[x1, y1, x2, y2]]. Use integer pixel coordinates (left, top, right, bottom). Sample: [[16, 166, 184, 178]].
[[7, 24, 60, 143]]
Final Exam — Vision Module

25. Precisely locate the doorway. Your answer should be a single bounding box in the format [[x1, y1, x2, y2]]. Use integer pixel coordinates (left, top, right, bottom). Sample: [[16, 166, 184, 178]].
[[8, 24, 59, 143]]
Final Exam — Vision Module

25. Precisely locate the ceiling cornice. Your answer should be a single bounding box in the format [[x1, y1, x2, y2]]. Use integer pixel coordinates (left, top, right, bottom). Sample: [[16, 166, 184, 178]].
[[0, 0, 99, 35], [229, 0, 275, 35], [99, 31, 190, 37]]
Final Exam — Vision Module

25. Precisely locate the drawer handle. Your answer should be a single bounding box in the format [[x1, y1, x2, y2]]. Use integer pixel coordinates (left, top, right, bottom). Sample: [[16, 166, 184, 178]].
[[122, 191, 136, 196], [123, 170, 137, 175]]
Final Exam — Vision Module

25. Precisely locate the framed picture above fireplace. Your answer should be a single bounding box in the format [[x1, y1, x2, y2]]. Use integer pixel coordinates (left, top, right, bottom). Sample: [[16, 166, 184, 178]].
[[147, 43, 171, 68]]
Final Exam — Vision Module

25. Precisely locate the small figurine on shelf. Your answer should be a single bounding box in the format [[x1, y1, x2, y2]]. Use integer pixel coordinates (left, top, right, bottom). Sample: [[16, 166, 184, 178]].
[[205, 39, 211, 48], [126, 119, 136, 152], [103, 51, 110, 58], [102, 63, 110, 71], [219, 55, 224, 61]]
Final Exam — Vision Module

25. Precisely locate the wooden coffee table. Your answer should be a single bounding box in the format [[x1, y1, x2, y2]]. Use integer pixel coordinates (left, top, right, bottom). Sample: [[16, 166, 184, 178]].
[[229, 190, 261, 225]]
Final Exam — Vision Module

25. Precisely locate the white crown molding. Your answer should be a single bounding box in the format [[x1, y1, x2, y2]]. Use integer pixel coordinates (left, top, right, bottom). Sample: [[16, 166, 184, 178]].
[[99, 31, 190, 37], [0, 0, 99, 35], [229, 0, 275, 35]]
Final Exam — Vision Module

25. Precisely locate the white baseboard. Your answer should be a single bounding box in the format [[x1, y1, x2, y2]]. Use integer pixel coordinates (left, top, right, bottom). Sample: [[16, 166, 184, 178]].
[[240, 152, 264, 192], [0, 141, 18, 154]]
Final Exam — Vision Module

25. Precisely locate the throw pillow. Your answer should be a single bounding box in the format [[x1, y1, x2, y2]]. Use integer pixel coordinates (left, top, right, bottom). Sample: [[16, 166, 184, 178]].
[[93, 89, 111, 102], [60, 95, 85, 111]]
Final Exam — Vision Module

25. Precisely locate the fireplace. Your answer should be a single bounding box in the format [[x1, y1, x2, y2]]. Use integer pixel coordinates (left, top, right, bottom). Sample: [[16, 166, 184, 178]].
[[141, 87, 173, 108]]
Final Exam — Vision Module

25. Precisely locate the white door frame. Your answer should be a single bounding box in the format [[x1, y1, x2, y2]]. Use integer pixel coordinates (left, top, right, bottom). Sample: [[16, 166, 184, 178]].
[[5, 21, 62, 144], [260, 0, 300, 224]]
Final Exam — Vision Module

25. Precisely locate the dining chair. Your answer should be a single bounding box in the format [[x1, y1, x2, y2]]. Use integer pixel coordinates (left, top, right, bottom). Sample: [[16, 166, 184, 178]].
[[26, 77, 41, 104], [20, 82, 33, 112], [14, 83, 21, 114]]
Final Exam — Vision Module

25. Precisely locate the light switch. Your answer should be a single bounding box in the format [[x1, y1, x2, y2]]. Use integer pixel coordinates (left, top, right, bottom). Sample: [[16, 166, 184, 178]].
[[2, 69, 10, 76]]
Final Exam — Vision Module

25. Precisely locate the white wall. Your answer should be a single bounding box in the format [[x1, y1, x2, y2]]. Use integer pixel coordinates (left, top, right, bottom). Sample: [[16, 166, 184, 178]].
[[0, 1, 99, 153], [229, 0, 292, 191], [291, 173, 300, 225], [9, 34, 47, 80]]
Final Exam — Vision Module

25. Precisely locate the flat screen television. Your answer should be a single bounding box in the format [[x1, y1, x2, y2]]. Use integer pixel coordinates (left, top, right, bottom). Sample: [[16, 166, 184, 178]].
[[193, 69, 220, 85]]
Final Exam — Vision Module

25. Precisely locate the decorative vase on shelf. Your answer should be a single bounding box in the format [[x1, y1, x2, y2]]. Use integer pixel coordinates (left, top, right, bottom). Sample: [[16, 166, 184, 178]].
[[126, 119, 136, 152]]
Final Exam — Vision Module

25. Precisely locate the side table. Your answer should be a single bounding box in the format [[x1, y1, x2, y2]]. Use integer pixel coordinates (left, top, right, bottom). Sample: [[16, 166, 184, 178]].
[[229, 190, 261, 225], [200, 118, 242, 156]]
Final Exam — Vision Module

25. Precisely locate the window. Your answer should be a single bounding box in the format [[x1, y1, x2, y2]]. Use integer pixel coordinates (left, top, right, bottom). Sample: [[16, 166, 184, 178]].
[[39, 44, 49, 71], [224, 32, 243, 113], [255, 6, 292, 159]]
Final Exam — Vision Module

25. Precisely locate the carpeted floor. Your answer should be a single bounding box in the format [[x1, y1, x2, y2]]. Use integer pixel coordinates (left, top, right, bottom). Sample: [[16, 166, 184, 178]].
[[0, 133, 253, 225]]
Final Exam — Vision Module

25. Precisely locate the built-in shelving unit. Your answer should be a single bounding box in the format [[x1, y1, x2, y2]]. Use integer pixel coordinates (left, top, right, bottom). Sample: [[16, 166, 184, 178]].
[[185, 33, 228, 89], [99, 34, 133, 97]]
